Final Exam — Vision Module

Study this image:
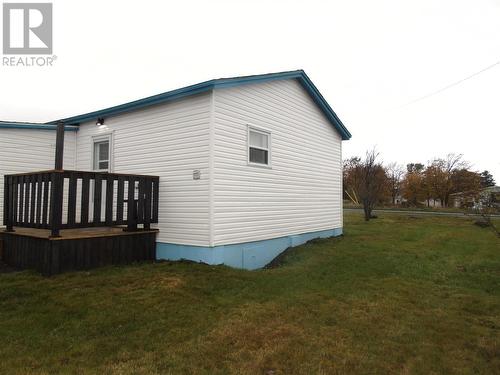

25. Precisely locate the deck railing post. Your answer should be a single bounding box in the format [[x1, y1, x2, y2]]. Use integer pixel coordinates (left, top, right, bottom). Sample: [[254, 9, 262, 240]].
[[49, 171, 64, 237], [125, 177, 138, 231], [4, 175, 14, 232], [2, 176, 7, 227], [152, 177, 159, 224], [54, 121, 65, 171], [143, 178, 152, 231]]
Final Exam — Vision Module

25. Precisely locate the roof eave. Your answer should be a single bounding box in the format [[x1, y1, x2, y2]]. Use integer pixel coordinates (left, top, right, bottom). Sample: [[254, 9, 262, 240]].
[[47, 70, 351, 140], [0, 121, 79, 131], [296, 72, 352, 140]]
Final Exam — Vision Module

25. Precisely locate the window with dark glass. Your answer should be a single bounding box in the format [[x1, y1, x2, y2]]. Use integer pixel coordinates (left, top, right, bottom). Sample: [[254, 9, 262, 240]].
[[93, 140, 110, 171], [248, 128, 270, 166]]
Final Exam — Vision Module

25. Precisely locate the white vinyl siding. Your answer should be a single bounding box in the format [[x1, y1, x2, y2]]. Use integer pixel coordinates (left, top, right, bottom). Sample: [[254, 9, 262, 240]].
[[0, 128, 76, 223], [212, 79, 343, 245], [1, 77, 344, 252], [75, 92, 211, 246]]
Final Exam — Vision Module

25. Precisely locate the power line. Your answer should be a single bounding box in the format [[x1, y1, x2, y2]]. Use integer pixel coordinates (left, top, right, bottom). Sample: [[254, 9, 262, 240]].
[[399, 59, 500, 108]]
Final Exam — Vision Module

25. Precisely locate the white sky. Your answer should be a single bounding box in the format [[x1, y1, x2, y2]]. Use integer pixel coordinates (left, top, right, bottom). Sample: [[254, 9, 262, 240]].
[[1, 0, 499, 180]]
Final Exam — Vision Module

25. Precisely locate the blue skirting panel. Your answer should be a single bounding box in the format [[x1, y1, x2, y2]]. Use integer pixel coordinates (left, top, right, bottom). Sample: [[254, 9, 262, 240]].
[[156, 227, 343, 270]]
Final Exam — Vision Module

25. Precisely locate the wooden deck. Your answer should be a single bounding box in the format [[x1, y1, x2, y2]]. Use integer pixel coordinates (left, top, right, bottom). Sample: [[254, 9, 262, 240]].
[[1, 227, 158, 276], [2, 126, 162, 275], [2, 168, 161, 275]]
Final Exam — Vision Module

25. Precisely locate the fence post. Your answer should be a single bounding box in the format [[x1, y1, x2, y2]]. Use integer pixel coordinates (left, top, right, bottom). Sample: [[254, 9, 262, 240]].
[[49, 171, 64, 237]]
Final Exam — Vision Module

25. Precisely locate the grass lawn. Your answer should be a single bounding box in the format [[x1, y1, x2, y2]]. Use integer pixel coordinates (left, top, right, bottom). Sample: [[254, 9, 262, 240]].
[[343, 203, 470, 214], [0, 214, 499, 374]]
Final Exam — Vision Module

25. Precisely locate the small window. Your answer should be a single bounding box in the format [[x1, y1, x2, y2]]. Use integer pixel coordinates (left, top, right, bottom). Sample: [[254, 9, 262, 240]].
[[93, 140, 110, 171], [248, 127, 270, 166]]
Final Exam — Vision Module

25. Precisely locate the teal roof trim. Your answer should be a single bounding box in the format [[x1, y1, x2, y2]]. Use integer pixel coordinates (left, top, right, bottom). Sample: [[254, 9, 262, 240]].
[[0, 121, 78, 131], [48, 70, 351, 140]]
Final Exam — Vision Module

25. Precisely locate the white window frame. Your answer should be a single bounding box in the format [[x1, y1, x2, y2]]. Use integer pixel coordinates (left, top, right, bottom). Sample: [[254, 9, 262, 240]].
[[91, 133, 113, 172], [247, 125, 271, 168]]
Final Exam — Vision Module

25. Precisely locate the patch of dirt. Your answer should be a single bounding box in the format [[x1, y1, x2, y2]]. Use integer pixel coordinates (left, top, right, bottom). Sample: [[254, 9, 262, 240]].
[[474, 219, 491, 228], [264, 246, 294, 269], [264, 235, 343, 269]]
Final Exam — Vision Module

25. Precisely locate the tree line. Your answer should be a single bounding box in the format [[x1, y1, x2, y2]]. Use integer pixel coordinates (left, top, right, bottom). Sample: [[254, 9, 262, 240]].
[[343, 150, 496, 220]]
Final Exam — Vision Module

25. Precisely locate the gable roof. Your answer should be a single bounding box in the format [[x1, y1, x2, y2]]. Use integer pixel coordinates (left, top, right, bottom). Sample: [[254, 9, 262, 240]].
[[48, 70, 351, 140]]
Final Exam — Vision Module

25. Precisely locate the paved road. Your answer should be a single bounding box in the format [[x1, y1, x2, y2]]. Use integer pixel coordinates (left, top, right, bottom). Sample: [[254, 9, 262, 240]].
[[344, 208, 500, 218]]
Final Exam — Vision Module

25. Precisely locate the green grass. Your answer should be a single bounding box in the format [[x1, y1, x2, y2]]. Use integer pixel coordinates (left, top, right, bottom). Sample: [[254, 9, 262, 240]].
[[0, 214, 499, 375], [343, 202, 469, 213]]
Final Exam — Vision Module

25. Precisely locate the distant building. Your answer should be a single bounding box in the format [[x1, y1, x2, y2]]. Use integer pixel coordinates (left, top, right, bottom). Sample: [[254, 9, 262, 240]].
[[450, 186, 500, 209]]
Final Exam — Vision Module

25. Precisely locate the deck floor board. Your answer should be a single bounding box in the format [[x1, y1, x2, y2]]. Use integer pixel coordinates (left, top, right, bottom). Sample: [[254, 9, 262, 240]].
[[4, 227, 158, 240]]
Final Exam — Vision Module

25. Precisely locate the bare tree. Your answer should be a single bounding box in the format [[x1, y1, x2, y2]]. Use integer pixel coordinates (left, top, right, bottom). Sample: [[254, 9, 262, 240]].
[[343, 157, 362, 205], [386, 162, 405, 205], [356, 149, 388, 221], [343, 150, 388, 219]]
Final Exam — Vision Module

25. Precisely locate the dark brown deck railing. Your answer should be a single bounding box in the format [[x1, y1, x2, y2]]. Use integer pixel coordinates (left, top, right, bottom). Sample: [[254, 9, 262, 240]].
[[3, 170, 159, 237]]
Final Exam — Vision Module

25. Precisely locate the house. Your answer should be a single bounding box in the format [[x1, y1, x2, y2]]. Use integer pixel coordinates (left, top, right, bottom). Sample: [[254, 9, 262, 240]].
[[450, 186, 500, 209], [0, 70, 351, 272]]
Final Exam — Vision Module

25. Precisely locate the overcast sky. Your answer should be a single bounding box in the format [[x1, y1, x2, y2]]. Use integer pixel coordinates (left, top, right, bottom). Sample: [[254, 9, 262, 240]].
[[1, 0, 499, 180]]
